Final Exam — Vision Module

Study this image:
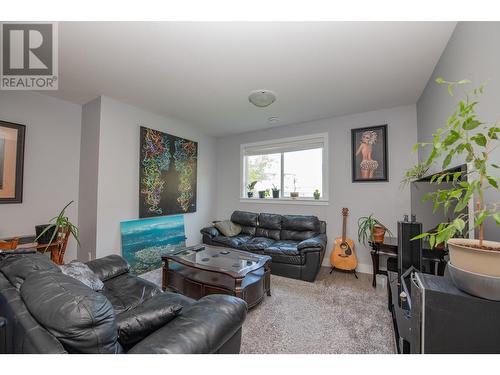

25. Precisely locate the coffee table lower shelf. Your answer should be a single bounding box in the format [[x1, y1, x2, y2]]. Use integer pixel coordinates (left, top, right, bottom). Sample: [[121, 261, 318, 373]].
[[162, 261, 271, 309]]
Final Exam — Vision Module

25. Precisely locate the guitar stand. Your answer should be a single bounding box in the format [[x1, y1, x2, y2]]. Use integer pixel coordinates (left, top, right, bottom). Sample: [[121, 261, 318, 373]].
[[330, 267, 358, 279]]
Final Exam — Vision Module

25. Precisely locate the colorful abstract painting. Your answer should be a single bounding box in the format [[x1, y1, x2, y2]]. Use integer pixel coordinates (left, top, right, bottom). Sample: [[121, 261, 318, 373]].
[[139, 126, 197, 217], [120, 215, 186, 274]]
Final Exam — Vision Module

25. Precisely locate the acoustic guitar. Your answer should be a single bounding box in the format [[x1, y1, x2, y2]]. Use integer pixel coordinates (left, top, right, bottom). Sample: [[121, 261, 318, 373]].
[[330, 208, 358, 274]]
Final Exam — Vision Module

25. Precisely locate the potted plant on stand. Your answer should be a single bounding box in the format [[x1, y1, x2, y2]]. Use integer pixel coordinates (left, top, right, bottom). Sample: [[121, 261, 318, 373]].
[[407, 78, 500, 299], [247, 181, 257, 198], [358, 214, 393, 246], [35, 201, 80, 264]]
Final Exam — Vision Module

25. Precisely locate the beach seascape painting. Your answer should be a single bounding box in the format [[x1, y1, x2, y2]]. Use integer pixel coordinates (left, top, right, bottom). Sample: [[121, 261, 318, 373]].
[[120, 215, 186, 274]]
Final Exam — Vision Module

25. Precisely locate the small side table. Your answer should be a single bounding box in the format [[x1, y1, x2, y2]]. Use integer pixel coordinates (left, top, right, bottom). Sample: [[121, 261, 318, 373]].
[[369, 237, 398, 287]]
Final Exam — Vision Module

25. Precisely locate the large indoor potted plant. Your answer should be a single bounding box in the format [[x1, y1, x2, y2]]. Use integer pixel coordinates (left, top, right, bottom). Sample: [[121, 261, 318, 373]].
[[407, 78, 500, 298], [357, 214, 393, 246], [35, 201, 80, 249]]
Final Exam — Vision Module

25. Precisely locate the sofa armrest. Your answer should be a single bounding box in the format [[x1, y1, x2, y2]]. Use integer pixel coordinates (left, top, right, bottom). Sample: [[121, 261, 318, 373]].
[[86, 255, 130, 281], [128, 295, 247, 354], [200, 226, 220, 238], [297, 234, 327, 253]]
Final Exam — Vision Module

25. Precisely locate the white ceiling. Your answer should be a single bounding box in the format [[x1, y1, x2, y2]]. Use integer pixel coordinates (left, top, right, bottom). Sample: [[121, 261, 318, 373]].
[[46, 22, 456, 137]]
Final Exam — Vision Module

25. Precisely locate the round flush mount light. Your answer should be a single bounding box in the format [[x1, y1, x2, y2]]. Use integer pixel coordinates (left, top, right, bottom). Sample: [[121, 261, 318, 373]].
[[248, 89, 277, 108]]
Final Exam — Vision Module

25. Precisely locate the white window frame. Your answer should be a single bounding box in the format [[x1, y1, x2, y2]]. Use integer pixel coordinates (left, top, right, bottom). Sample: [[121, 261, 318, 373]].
[[240, 132, 329, 205]]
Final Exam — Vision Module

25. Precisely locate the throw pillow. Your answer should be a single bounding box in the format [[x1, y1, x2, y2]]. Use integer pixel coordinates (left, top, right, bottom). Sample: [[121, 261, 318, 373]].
[[116, 293, 183, 348], [214, 220, 242, 237], [59, 261, 104, 291]]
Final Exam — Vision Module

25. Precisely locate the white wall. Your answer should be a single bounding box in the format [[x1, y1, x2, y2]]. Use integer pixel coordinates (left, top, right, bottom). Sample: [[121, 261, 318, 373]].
[[0, 91, 82, 261], [77, 97, 101, 261], [215, 105, 418, 273], [94, 96, 217, 258], [417, 22, 500, 241]]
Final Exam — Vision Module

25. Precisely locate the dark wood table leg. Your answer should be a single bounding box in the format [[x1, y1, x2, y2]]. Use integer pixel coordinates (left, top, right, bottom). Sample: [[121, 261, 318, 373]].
[[162, 258, 169, 291], [234, 277, 244, 299], [371, 250, 379, 288], [265, 260, 271, 296]]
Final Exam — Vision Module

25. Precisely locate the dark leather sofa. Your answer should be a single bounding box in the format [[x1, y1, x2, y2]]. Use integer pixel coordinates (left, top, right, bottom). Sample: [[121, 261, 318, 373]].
[[0, 252, 247, 354], [201, 211, 327, 282]]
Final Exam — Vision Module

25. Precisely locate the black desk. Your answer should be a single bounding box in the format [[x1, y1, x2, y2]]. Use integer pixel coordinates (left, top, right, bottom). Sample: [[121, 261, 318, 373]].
[[369, 237, 447, 287]]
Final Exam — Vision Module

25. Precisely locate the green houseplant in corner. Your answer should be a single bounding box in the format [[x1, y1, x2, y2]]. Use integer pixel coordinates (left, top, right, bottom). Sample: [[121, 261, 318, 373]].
[[406, 78, 500, 298], [35, 201, 80, 249], [357, 214, 393, 246]]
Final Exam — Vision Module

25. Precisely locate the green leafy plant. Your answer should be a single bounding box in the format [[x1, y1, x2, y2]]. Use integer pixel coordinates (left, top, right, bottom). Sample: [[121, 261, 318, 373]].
[[409, 78, 500, 249], [271, 184, 279, 192], [313, 189, 321, 199], [400, 162, 430, 189], [36, 201, 80, 249], [357, 214, 393, 246], [247, 181, 258, 192]]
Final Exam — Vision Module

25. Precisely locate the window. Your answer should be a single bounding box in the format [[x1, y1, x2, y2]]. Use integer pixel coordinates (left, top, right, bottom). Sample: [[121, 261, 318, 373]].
[[241, 133, 328, 200]]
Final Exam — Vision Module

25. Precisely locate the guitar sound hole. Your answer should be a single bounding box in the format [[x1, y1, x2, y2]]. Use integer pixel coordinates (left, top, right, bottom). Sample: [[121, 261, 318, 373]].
[[345, 248, 352, 255]]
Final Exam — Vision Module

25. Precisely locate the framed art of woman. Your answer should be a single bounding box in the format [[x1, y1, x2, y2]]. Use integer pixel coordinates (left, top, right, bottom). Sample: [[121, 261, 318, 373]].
[[351, 124, 388, 182], [0, 120, 25, 203]]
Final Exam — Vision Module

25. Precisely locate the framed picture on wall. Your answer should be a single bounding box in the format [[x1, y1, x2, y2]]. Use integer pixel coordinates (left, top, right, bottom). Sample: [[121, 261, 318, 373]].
[[0, 120, 25, 203], [351, 124, 388, 182]]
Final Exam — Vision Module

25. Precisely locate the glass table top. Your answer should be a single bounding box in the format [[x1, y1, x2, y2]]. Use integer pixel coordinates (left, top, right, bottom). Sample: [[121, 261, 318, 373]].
[[165, 246, 265, 275]]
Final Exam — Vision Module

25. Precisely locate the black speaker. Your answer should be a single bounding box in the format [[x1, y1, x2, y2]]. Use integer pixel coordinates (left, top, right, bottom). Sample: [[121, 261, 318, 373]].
[[397, 220, 422, 276]]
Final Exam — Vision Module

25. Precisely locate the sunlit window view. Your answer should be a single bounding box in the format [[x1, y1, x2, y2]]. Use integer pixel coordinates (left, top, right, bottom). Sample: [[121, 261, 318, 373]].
[[244, 147, 323, 198], [283, 148, 322, 197]]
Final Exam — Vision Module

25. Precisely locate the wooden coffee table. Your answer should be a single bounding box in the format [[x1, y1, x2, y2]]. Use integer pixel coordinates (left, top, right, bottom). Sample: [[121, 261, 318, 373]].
[[162, 245, 271, 309]]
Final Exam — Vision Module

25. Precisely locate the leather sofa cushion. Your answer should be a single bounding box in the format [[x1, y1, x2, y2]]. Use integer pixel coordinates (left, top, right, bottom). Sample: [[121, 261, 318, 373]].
[[212, 234, 251, 248], [102, 273, 163, 314], [128, 295, 247, 354], [59, 261, 104, 291], [281, 229, 319, 241], [255, 227, 280, 241], [282, 215, 320, 232], [264, 241, 304, 265], [239, 237, 275, 252], [231, 210, 258, 227], [0, 253, 61, 290], [258, 213, 282, 229], [86, 254, 130, 282], [20, 271, 121, 354], [116, 293, 183, 349]]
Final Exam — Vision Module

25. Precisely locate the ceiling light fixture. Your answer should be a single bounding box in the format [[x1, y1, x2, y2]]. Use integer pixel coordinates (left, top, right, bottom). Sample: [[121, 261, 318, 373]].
[[248, 89, 277, 108]]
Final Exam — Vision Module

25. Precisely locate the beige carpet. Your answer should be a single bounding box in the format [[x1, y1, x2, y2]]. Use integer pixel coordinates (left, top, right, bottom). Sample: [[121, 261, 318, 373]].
[[141, 267, 395, 354]]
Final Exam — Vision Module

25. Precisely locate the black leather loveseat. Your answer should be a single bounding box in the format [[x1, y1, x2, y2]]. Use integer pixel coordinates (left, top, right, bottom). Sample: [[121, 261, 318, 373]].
[[0, 252, 247, 354], [201, 211, 327, 282]]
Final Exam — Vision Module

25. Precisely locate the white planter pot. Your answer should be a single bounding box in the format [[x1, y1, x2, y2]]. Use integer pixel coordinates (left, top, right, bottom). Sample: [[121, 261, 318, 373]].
[[448, 238, 500, 277]]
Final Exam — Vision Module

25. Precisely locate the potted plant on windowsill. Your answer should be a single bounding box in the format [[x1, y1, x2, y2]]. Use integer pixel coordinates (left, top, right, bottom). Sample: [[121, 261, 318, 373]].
[[313, 189, 321, 200], [272, 185, 280, 198], [247, 181, 257, 198], [406, 78, 500, 299], [358, 214, 394, 246], [290, 177, 299, 199]]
